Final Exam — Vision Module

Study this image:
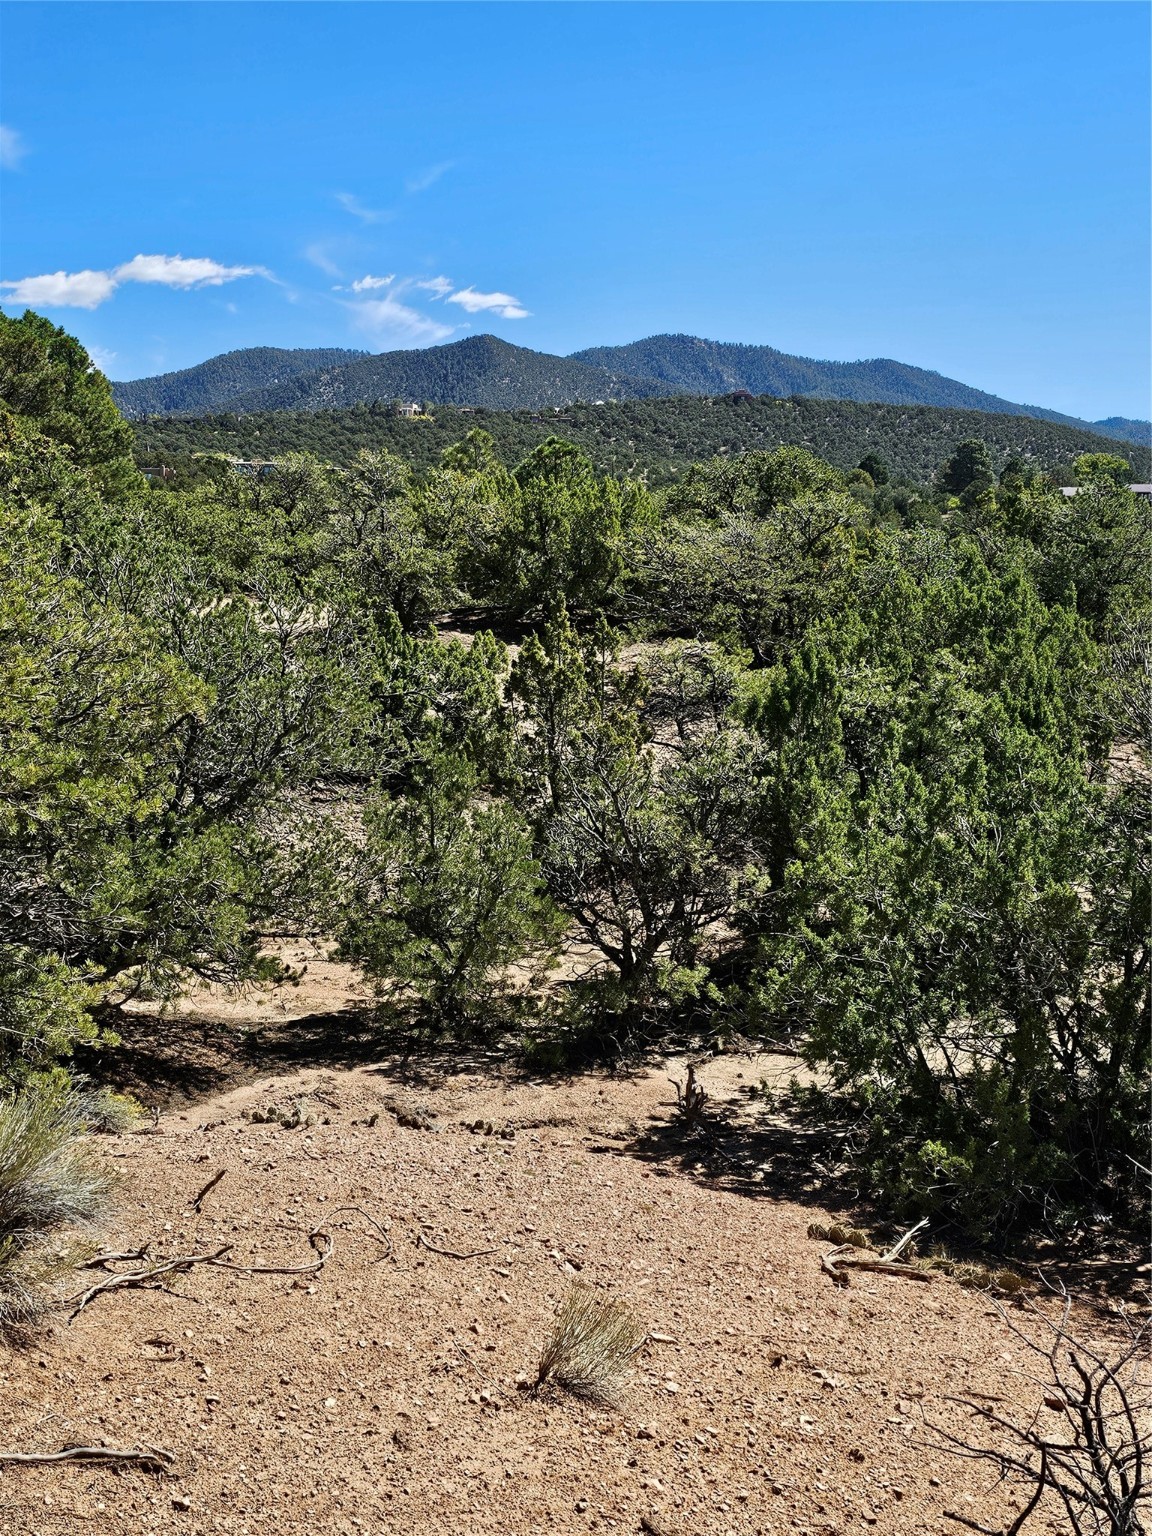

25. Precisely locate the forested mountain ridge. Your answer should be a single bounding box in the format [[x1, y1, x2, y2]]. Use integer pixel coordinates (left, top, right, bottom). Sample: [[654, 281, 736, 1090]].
[[112, 331, 1151, 445], [1094, 415, 1152, 447], [111, 345, 368, 416], [573, 333, 1151, 443], [119, 335, 669, 416], [133, 391, 1152, 487]]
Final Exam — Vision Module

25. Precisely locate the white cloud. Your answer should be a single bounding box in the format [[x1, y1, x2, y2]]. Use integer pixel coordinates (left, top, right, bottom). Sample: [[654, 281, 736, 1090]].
[[349, 293, 455, 348], [0, 124, 25, 170], [114, 253, 265, 288], [446, 286, 530, 319], [335, 191, 389, 224], [0, 252, 268, 310], [86, 345, 118, 374], [349, 273, 395, 293], [0, 268, 118, 309], [405, 161, 454, 194], [416, 275, 454, 298]]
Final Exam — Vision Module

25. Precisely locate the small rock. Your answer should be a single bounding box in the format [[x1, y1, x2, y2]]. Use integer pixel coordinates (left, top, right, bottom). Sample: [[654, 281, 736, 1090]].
[[172, 1496, 192, 1512]]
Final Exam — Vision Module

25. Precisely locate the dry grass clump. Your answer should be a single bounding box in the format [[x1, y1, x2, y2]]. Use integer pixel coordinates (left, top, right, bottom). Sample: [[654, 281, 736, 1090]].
[[535, 1285, 646, 1403], [0, 1085, 114, 1328]]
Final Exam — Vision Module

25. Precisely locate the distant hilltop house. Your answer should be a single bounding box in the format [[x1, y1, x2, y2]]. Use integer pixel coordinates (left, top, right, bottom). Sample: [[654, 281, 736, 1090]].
[[1060, 483, 1152, 499], [225, 457, 277, 478], [140, 465, 174, 483], [395, 401, 422, 418]]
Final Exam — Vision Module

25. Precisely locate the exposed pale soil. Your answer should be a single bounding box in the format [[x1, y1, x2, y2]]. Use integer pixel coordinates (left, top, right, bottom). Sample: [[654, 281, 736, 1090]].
[[1, 949, 1136, 1536]]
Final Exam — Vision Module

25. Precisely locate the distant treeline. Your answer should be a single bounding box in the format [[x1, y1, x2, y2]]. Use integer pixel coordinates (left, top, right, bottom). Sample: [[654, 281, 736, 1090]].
[[133, 393, 1151, 488]]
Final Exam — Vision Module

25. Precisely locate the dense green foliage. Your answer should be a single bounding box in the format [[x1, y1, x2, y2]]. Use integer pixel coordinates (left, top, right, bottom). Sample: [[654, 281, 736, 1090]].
[[4, 309, 1149, 1250], [113, 330, 1150, 446], [133, 392, 1151, 491]]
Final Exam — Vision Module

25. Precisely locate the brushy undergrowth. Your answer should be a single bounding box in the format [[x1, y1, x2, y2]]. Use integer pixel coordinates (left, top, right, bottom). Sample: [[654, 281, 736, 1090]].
[[535, 1285, 646, 1403], [0, 1085, 115, 1329], [76, 1083, 146, 1135]]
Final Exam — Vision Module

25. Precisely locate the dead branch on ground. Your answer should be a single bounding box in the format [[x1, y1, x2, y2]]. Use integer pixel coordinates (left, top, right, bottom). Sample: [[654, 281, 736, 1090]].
[[0, 1442, 175, 1472], [930, 1291, 1150, 1535], [68, 1245, 235, 1319], [189, 1168, 227, 1212], [818, 1217, 935, 1286], [67, 1224, 336, 1318], [82, 1247, 150, 1269]]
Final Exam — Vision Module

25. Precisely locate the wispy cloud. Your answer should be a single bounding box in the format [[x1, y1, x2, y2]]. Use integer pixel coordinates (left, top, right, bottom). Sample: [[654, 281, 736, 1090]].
[[304, 242, 343, 277], [416, 275, 454, 298], [405, 160, 454, 194], [348, 291, 455, 348], [0, 124, 25, 170], [348, 273, 395, 293], [446, 285, 530, 319], [0, 253, 269, 310], [334, 191, 390, 225]]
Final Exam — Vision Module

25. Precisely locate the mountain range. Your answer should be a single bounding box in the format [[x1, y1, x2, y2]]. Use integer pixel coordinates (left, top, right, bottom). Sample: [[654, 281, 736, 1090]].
[[112, 333, 1151, 447]]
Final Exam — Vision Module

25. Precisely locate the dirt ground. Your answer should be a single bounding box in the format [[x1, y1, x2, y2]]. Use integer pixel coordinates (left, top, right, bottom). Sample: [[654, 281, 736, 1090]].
[[0, 947, 1140, 1536]]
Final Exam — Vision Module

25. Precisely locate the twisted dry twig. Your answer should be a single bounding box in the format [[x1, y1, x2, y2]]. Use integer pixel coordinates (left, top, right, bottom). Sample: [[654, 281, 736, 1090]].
[[0, 1442, 175, 1471], [67, 1226, 334, 1319]]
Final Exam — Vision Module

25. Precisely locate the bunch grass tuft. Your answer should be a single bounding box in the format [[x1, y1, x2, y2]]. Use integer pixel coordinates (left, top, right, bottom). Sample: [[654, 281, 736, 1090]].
[[535, 1285, 645, 1403], [0, 1084, 115, 1328]]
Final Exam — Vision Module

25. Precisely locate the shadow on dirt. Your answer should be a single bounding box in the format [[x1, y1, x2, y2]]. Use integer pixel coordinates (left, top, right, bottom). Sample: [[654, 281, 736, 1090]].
[[623, 1086, 871, 1224], [75, 1003, 387, 1107]]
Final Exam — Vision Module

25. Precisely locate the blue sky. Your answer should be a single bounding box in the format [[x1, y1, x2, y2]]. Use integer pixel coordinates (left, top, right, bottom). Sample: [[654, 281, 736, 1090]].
[[1, 2, 1148, 420]]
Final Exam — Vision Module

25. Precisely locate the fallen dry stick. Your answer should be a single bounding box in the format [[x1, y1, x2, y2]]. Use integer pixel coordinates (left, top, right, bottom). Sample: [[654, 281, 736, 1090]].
[[0, 1443, 175, 1472], [821, 1243, 934, 1287], [210, 1228, 332, 1276], [325, 1204, 393, 1260], [82, 1247, 151, 1270], [68, 1245, 235, 1320], [880, 1216, 930, 1263], [417, 1231, 498, 1261], [189, 1167, 227, 1212], [68, 1227, 334, 1319]]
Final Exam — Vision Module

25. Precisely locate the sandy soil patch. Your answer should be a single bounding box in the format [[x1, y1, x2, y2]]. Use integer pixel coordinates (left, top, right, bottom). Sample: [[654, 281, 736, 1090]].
[[0, 1050, 1090, 1536]]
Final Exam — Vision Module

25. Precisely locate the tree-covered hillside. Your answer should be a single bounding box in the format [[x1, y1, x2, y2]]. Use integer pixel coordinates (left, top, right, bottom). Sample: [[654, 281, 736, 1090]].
[[111, 345, 368, 416], [133, 391, 1152, 487], [200, 335, 668, 414], [1093, 415, 1152, 448], [112, 329, 1151, 446], [573, 334, 1151, 443]]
